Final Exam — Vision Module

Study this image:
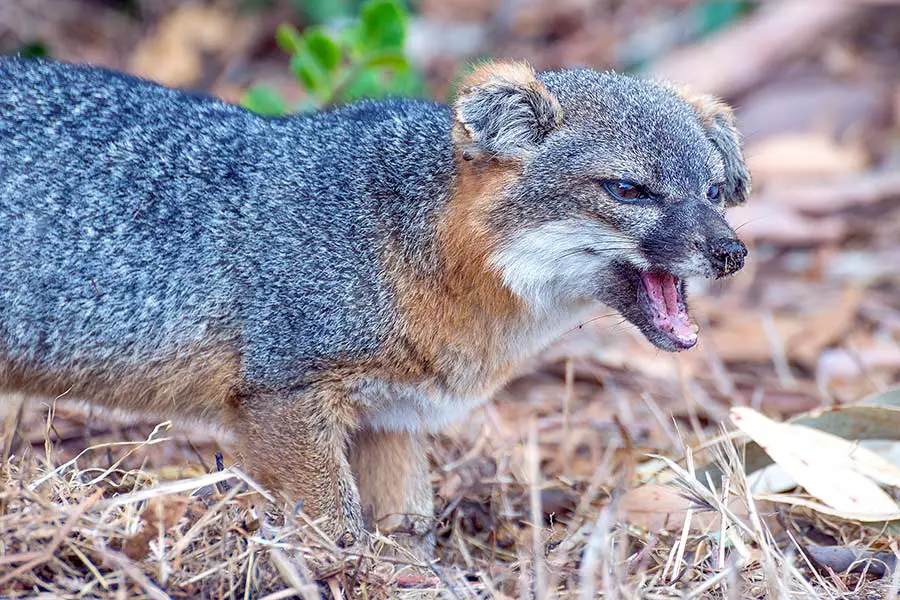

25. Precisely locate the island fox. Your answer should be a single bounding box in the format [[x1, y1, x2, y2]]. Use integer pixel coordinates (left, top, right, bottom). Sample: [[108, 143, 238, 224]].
[[0, 57, 749, 554]]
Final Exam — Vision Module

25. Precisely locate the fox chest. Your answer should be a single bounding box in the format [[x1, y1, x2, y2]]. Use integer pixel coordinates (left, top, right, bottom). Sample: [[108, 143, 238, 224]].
[[350, 299, 602, 432], [352, 379, 491, 433]]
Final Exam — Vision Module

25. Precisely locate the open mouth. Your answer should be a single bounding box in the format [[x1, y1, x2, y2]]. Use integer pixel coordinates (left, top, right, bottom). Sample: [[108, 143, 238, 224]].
[[638, 271, 698, 350]]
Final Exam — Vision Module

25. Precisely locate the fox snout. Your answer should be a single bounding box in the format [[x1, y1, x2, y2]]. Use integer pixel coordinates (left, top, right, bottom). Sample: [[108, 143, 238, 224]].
[[703, 237, 748, 278]]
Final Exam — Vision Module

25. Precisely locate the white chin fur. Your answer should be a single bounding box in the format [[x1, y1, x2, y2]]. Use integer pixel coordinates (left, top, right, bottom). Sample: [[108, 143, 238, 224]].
[[488, 219, 647, 314]]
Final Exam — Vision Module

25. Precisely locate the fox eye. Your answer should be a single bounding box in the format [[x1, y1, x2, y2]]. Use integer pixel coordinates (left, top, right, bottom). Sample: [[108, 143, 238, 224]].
[[603, 180, 651, 203], [707, 183, 723, 201]]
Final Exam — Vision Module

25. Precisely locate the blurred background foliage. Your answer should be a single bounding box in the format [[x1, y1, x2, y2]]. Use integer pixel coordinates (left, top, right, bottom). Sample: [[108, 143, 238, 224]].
[[2, 0, 761, 107], [241, 0, 426, 115]]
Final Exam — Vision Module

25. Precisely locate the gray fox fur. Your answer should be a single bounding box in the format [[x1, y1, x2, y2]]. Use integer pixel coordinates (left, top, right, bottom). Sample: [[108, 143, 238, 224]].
[[0, 57, 749, 554]]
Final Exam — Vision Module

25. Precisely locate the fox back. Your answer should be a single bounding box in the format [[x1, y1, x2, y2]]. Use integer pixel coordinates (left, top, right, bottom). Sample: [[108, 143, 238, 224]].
[[0, 58, 460, 419]]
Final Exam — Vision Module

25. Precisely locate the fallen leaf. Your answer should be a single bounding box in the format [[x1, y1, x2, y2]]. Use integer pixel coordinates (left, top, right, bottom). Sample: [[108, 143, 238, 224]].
[[751, 439, 900, 498], [706, 393, 900, 488], [122, 496, 191, 560], [730, 407, 900, 517], [703, 288, 863, 366], [859, 385, 900, 409], [621, 483, 710, 532], [792, 404, 900, 441], [747, 463, 798, 495], [619, 483, 772, 533], [755, 492, 900, 523]]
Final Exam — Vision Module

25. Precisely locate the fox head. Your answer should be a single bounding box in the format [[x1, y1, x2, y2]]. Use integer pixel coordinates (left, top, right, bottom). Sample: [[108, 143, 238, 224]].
[[452, 61, 750, 352]]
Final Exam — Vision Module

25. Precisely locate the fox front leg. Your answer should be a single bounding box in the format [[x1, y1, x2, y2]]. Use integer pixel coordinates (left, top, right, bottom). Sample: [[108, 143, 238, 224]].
[[349, 428, 435, 560], [227, 389, 364, 546]]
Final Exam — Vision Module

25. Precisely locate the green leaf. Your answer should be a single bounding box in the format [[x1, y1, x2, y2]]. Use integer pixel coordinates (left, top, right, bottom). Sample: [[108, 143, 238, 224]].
[[303, 27, 341, 73], [275, 23, 304, 55], [363, 51, 408, 71], [16, 40, 49, 59], [385, 66, 427, 97], [290, 51, 329, 96], [288, 29, 342, 98], [337, 54, 420, 103], [341, 69, 385, 102], [240, 85, 287, 116], [359, 0, 406, 52], [337, 23, 364, 57]]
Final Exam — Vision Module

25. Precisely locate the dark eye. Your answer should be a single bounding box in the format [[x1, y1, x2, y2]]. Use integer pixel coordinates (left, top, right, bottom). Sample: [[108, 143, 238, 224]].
[[707, 183, 723, 201], [603, 180, 651, 203]]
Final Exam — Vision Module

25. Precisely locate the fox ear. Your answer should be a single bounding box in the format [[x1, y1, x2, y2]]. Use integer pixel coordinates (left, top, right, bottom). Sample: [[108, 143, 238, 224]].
[[453, 61, 563, 161], [683, 90, 751, 207]]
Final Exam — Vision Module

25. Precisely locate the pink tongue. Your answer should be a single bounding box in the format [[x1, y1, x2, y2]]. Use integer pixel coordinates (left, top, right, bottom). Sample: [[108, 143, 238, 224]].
[[640, 272, 697, 347]]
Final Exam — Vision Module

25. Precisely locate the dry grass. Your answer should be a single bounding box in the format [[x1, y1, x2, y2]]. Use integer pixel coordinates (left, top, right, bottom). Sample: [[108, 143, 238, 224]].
[[2, 346, 896, 599]]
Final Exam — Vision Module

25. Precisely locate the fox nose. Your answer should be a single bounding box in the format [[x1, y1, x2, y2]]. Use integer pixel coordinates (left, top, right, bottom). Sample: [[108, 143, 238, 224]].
[[708, 238, 747, 277]]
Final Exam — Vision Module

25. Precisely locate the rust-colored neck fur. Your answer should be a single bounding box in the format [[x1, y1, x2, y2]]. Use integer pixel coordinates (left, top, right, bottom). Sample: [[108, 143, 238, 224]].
[[380, 60, 564, 395], [386, 156, 526, 395]]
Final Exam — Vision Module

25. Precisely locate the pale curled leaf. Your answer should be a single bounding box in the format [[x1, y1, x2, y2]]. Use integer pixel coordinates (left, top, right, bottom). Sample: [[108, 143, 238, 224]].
[[701, 399, 900, 489], [754, 493, 900, 523], [749, 439, 900, 495], [796, 426, 900, 488], [730, 407, 900, 517]]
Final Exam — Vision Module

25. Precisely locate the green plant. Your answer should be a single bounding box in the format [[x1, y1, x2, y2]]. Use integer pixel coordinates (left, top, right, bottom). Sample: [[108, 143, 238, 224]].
[[12, 41, 49, 59], [241, 0, 425, 116], [288, 0, 359, 24], [692, 0, 754, 37]]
